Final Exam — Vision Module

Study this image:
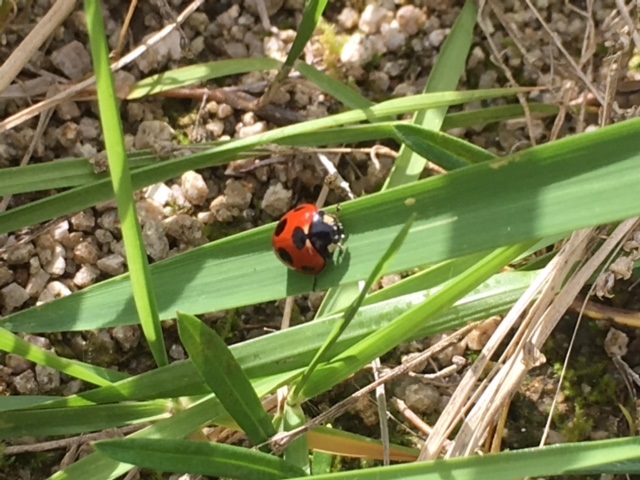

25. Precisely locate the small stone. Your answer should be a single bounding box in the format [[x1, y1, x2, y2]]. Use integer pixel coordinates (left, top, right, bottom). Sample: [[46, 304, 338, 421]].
[[12, 370, 39, 395], [5, 242, 35, 265], [96, 254, 126, 276], [142, 221, 170, 261], [604, 328, 628, 357], [403, 382, 441, 414], [70, 210, 95, 232], [95, 229, 114, 245], [36, 281, 72, 305], [427, 29, 448, 48], [224, 179, 253, 210], [25, 335, 52, 350], [73, 265, 101, 288], [136, 199, 165, 225], [396, 5, 426, 35], [358, 4, 391, 34], [380, 23, 406, 52], [134, 121, 175, 150], [136, 29, 182, 73], [51, 220, 70, 243], [180, 171, 209, 206], [430, 333, 466, 365], [55, 100, 81, 120], [62, 379, 84, 396], [5, 354, 32, 374], [97, 209, 120, 232], [35, 365, 60, 392], [1, 283, 29, 313], [0, 264, 14, 287], [262, 183, 292, 216], [237, 121, 268, 138], [111, 325, 141, 352], [466, 317, 500, 351], [337, 7, 359, 29], [162, 214, 203, 244], [209, 196, 233, 222], [145, 183, 174, 207], [26, 269, 50, 297], [225, 41, 248, 58], [169, 343, 186, 360], [74, 240, 101, 264], [217, 103, 234, 119], [50, 40, 92, 80], [58, 122, 81, 148], [206, 119, 225, 137], [341, 33, 372, 66]]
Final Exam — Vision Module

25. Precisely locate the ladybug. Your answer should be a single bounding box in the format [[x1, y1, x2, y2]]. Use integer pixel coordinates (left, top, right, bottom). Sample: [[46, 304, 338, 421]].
[[272, 203, 345, 275]]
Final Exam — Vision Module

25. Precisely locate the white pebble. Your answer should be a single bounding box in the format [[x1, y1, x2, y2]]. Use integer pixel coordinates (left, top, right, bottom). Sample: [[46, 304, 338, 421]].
[[96, 254, 126, 276], [73, 264, 101, 288], [1, 283, 29, 313], [358, 4, 391, 34], [181, 171, 209, 206], [36, 281, 72, 305], [262, 183, 292, 216]]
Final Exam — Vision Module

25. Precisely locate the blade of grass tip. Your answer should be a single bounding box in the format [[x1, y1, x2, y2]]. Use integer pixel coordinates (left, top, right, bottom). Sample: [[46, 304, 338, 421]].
[[266, 0, 328, 97], [85, 0, 167, 367], [288, 215, 415, 404], [176, 312, 276, 446], [385, 0, 477, 188], [299, 241, 535, 402]]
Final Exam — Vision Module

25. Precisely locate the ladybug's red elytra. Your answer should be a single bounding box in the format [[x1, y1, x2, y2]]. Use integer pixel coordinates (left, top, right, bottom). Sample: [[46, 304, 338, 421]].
[[272, 203, 345, 275]]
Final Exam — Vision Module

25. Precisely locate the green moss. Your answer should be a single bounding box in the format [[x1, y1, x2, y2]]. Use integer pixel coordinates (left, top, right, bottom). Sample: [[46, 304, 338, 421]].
[[557, 405, 593, 442]]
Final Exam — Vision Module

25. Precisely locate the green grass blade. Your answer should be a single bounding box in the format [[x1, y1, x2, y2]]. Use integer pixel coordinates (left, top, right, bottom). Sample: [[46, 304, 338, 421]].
[[49, 374, 296, 480], [128, 57, 281, 99], [95, 438, 306, 479], [385, 0, 477, 187], [281, 403, 310, 471], [441, 103, 559, 131], [283, 0, 327, 70], [290, 437, 640, 480], [299, 243, 533, 401], [289, 216, 414, 403], [177, 312, 276, 445], [394, 124, 496, 169], [4, 114, 639, 333], [0, 88, 520, 236], [85, 0, 167, 366], [0, 328, 126, 386], [0, 401, 171, 438]]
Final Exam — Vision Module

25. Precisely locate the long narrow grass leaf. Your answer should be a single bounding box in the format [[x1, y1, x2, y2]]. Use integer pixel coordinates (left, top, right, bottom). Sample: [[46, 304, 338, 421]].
[[177, 312, 276, 445], [85, 0, 167, 366]]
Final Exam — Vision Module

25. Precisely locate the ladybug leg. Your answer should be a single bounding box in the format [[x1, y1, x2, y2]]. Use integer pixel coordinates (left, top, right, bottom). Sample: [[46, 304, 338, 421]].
[[312, 275, 318, 292]]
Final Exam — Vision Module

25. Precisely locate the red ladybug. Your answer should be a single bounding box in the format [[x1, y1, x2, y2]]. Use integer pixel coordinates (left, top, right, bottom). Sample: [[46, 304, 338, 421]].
[[272, 203, 345, 275]]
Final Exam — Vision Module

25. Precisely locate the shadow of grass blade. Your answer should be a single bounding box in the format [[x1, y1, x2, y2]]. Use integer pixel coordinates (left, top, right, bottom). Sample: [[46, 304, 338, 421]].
[[95, 438, 306, 480], [177, 312, 276, 446], [85, 0, 167, 366]]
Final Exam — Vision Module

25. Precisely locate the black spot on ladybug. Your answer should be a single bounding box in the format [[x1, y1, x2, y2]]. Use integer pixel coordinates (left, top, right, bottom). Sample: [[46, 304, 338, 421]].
[[292, 227, 307, 250], [274, 218, 287, 237], [277, 248, 294, 266], [301, 265, 316, 274]]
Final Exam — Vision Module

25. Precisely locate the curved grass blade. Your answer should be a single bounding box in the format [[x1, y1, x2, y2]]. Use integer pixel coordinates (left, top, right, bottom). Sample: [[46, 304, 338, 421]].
[[128, 57, 281, 99], [85, 0, 167, 366], [441, 103, 559, 131], [95, 438, 306, 480], [289, 437, 640, 480], [177, 312, 276, 446]]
